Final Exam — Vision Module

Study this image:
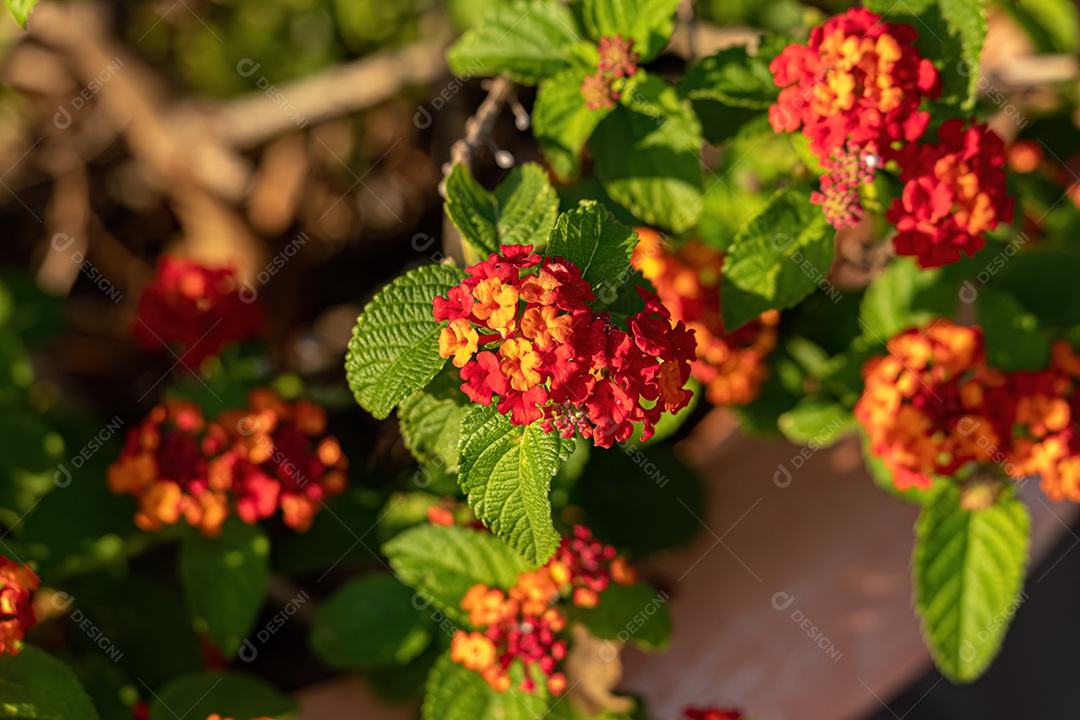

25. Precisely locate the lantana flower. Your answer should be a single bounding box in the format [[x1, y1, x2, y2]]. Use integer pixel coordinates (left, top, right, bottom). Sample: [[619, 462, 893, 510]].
[[0, 556, 38, 656], [134, 257, 265, 367]]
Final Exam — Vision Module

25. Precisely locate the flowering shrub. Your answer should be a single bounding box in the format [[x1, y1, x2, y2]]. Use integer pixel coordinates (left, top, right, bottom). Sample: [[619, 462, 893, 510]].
[[3, 0, 1079, 717]]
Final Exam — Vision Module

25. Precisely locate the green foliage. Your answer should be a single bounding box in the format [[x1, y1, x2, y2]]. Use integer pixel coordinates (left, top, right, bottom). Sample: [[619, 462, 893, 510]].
[[721, 188, 833, 330], [547, 200, 637, 308], [444, 163, 560, 261], [568, 582, 672, 650], [859, 257, 947, 341], [582, 0, 682, 61], [778, 399, 856, 447], [4, 0, 36, 27], [679, 46, 778, 109], [913, 483, 1029, 682], [458, 405, 574, 564], [591, 74, 704, 233], [148, 671, 296, 720], [423, 653, 557, 720], [346, 263, 466, 419], [977, 289, 1051, 372], [0, 646, 100, 720], [179, 520, 270, 657], [937, 0, 989, 110], [399, 369, 471, 473], [383, 524, 534, 623], [533, 68, 612, 181], [310, 575, 433, 668], [446, 1, 581, 84]]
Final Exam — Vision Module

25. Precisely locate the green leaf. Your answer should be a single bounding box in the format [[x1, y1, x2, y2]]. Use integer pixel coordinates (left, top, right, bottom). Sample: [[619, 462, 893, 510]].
[[446, 1, 581, 84], [720, 188, 833, 330], [533, 69, 612, 181], [777, 398, 855, 447], [148, 671, 296, 720], [399, 369, 470, 472], [5, 0, 37, 27], [582, 0, 682, 61], [346, 263, 466, 419], [310, 575, 433, 668], [937, 0, 989, 110], [859, 257, 945, 341], [568, 582, 672, 650], [457, 405, 572, 564], [913, 483, 1029, 683], [444, 163, 560, 260], [678, 46, 778, 109], [0, 646, 100, 720], [383, 524, 533, 623], [591, 74, 704, 233], [423, 653, 555, 720], [547, 200, 637, 309], [977, 289, 1051, 372], [179, 520, 269, 657]]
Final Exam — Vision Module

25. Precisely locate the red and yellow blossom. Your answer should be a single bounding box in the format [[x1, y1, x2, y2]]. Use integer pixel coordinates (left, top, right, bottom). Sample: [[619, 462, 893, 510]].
[[0, 555, 38, 656], [856, 322, 1080, 501], [768, 8, 939, 161], [887, 120, 1014, 268], [630, 229, 779, 406], [448, 525, 636, 694], [108, 390, 347, 536], [134, 257, 265, 368], [434, 244, 697, 447]]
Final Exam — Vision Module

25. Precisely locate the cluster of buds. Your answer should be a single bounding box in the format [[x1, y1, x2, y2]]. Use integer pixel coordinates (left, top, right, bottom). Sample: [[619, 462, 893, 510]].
[[855, 320, 1080, 500], [434, 244, 697, 448], [449, 525, 636, 694], [134, 257, 265, 368], [631, 229, 779, 406], [769, 9, 1013, 265], [581, 35, 640, 110], [108, 389, 347, 536], [0, 555, 38, 656]]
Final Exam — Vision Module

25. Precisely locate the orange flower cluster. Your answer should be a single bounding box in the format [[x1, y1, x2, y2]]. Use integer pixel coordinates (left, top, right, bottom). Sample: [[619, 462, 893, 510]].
[[855, 320, 1080, 498], [108, 389, 347, 536], [449, 526, 636, 694], [631, 228, 779, 406], [0, 555, 38, 656]]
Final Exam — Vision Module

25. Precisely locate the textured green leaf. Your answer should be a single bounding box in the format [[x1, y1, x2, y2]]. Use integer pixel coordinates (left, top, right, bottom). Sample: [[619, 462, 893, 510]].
[[547, 200, 637, 309], [458, 405, 572, 564], [444, 163, 559, 260], [913, 483, 1029, 683], [446, 1, 581, 84], [533, 69, 612, 181], [179, 520, 269, 657], [423, 653, 554, 720], [346, 263, 466, 419], [0, 646, 100, 720], [937, 0, 988, 110], [568, 582, 672, 649], [679, 46, 778, 109], [310, 575, 433, 668], [591, 74, 703, 233], [859, 257, 943, 341], [720, 188, 833, 330], [383, 524, 534, 624], [399, 369, 470, 472], [5, 0, 37, 27], [148, 672, 296, 720], [582, 0, 681, 61]]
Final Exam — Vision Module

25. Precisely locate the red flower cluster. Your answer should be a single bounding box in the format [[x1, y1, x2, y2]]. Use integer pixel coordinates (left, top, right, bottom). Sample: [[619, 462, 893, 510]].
[[855, 320, 1080, 499], [0, 556, 38, 656], [581, 35, 639, 110], [134, 257, 265, 367], [108, 389, 347, 536], [449, 525, 636, 694], [682, 708, 743, 720], [888, 120, 1014, 268], [434, 244, 696, 448], [769, 8, 939, 159], [631, 229, 779, 406]]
